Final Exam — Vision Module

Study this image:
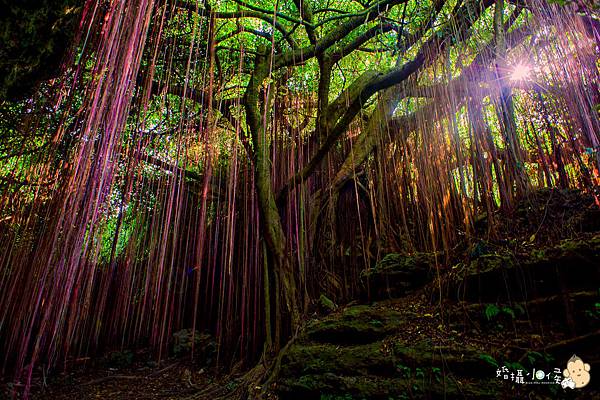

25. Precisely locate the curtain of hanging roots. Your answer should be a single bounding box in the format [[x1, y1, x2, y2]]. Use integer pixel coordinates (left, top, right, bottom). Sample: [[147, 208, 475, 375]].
[[0, 0, 598, 394], [369, 1, 599, 258]]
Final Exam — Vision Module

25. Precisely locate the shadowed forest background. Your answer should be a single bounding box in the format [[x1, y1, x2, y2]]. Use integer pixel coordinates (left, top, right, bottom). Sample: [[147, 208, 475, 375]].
[[0, 0, 599, 399]]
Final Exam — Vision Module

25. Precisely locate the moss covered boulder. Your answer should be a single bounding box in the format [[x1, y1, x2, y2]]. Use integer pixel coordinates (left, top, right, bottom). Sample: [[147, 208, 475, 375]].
[[275, 304, 501, 399], [450, 234, 600, 303], [361, 252, 435, 300], [305, 305, 404, 344]]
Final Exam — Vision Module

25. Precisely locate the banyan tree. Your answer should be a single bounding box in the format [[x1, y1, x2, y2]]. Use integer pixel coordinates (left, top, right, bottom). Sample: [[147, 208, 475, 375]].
[[0, 0, 599, 398]]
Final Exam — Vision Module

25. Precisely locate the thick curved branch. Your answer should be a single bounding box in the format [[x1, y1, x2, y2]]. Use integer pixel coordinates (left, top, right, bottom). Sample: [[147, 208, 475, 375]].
[[277, 0, 495, 198], [324, 0, 446, 131], [293, 0, 317, 44], [274, 0, 410, 68], [313, 0, 403, 29], [330, 22, 401, 62], [216, 25, 273, 43], [278, 57, 422, 198], [230, 0, 306, 26], [153, 82, 240, 111], [175, 1, 297, 48]]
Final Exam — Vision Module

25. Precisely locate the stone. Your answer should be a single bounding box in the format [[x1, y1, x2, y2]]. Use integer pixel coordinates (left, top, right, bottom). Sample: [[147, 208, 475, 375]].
[[361, 252, 435, 300]]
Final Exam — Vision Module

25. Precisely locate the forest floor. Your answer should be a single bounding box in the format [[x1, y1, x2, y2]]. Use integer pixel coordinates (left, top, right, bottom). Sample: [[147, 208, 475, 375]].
[[25, 359, 228, 399], [5, 188, 600, 399]]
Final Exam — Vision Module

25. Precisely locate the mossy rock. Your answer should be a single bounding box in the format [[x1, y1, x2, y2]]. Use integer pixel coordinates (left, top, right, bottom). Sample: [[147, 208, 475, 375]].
[[305, 305, 403, 344], [369, 253, 435, 273], [280, 340, 493, 378], [466, 253, 515, 275], [361, 252, 435, 300], [278, 366, 501, 399], [277, 330, 500, 399], [450, 235, 600, 302], [279, 342, 395, 378], [392, 341, 496, 378], [529, 234, 600, 265], [449, 252, 518, 302]]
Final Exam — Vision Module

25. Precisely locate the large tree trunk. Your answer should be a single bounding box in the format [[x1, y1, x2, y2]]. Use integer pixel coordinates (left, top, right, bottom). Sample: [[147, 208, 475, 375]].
[[245, 52, 300, 352]]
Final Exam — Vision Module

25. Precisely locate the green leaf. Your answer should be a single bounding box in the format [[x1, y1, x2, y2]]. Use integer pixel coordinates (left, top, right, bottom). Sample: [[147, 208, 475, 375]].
[[502, 306, 515, 319], [484, 304, 500, 320], [479, 354, 498, 368]]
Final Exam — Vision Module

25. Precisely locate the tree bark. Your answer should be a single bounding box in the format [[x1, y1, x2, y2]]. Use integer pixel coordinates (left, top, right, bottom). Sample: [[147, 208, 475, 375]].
[[245, 52, 300, 350]]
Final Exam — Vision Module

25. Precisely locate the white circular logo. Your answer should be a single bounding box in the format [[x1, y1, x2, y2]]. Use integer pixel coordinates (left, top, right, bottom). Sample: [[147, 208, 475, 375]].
[[535, 370, 545, 380]]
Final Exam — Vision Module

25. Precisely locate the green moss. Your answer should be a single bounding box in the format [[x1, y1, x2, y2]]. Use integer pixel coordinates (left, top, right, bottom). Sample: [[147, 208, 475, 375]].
[[526, 234, 600, 265], [361, 252, 434, 283], [392, 341, 495, 377], [305, 305, 403, 344], [361, 253, 435, 298], [278, 327, 500, 398], [276, 232, 600, 399], [367, 252, 434, 275], [280, 342, 393, 377], [319, 294, 338, 313], [468, 253, 515, 275], [558, 234, 600, 253], [279, 369, 501, 399]]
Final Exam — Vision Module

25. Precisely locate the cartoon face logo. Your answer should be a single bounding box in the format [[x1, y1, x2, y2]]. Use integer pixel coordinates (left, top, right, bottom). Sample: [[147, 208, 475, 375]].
[[563, 354, 591, 389]]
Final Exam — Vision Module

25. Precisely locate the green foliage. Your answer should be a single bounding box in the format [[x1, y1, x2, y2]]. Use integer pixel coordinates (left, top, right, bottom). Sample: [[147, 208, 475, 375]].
[[172, 329, 216, 362], [484, 303, 523, 321], [394, 363, 439, 385], [415, 367, 425, 379], [320, 395, 355, 400], [318, 294, 338, 313], [524, 351, 544, 366], [396, 363, 412, 378], [522, 350, 555, 367], [478, 353, 498, 368], [99, 196, 137, 265], [484, 304, 500, 320], [369, 319, 383, 327], [225, 380, 239, 391], [502, 306, 515, 319], [505, 361, 526, 372], [105, 350, 134, 368], [584, 301, 600, 320]]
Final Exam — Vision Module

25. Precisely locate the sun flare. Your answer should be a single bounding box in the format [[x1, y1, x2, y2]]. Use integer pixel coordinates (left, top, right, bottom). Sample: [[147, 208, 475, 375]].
[[510, 63, 531, 81]]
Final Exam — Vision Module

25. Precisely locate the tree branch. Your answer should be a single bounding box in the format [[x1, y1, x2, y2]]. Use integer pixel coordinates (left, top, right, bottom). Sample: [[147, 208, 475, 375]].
[[330, 22, 401, 62], [274, 0, 410, 68], [292, 0, 317, 44], [175, 1, 297, 48], [277, 0, 496, 198]]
